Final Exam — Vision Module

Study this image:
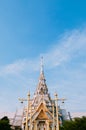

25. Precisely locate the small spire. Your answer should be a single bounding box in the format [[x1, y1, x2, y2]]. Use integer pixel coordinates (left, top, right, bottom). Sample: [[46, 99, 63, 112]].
[[40, 56, 44, 74]]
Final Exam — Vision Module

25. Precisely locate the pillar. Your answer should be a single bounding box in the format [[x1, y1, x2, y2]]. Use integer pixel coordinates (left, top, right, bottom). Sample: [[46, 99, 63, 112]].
[[52, 103, 55, 130], [34, 121, 37, 130], [46, 120, 49, 130], [54, 93, 59, 130]]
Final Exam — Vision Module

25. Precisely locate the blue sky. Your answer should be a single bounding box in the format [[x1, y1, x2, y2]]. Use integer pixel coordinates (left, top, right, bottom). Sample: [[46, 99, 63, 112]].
[[0, 0, 86, 117]]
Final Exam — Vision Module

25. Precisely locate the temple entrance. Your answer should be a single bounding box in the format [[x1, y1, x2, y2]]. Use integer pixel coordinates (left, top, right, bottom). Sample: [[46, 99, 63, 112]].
[[37, 121, 46, 130]]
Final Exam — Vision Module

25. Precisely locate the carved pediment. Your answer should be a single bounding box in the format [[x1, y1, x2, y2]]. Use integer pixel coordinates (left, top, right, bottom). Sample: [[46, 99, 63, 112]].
[[37, 110, 49, 120], [31, 102, 53, 121]]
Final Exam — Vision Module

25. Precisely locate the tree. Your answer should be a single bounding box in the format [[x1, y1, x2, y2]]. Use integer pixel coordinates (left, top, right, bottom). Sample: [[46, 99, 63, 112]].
[[0, 116, 12, 130], [60, 116, 86, 130]]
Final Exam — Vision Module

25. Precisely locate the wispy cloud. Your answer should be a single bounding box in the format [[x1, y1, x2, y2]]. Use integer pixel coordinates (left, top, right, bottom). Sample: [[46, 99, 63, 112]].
[[43, 28, 86, 69], [0, 59, 39, 76], [0, 28, 86, 76]]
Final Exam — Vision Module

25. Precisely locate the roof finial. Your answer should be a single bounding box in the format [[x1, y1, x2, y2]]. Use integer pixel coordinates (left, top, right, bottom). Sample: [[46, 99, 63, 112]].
[[40, 56, 44, 74]]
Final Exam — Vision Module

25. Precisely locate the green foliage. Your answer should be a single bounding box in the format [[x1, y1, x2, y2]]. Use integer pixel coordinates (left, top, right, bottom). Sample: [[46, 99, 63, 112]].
[[60, 116, 86, 130], [0, 116, 12, 130]]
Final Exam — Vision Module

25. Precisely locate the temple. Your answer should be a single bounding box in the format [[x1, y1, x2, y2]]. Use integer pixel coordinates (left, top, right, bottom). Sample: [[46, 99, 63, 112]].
[[22, 58, 67, 130]]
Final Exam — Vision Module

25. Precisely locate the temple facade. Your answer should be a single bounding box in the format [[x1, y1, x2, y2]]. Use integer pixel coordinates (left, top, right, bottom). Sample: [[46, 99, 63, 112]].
[[22, 59, 67, 130]]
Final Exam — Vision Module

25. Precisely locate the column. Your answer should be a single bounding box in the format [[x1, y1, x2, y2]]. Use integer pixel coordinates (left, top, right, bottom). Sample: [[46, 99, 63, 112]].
[[52, 103, 55, 130], [34, 121, 37, 130], [54, 93, 59, 130], [46, 120, 49, 130], [26, 92, 30, 130], [30, 102, 32, 130]]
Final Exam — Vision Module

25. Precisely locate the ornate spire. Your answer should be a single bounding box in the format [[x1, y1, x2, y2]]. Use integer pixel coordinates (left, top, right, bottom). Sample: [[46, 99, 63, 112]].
[[32, 57, 52, 107], [34, 57, 49, 95], [39, 57, 45, 81], [40, 56, 44, 74]]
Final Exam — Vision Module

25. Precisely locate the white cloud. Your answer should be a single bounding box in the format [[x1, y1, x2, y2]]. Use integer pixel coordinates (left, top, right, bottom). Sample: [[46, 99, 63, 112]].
[[0, 28, 86, 76], [0, 59, 39, 76], [43, 28, 86, 69]]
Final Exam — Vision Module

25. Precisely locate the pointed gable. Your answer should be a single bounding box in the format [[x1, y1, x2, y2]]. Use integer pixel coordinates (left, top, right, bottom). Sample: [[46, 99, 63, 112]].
[[31, 102, 53, 121], [37, 110, 49, 120]]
